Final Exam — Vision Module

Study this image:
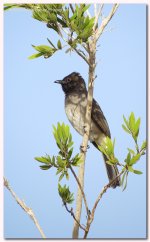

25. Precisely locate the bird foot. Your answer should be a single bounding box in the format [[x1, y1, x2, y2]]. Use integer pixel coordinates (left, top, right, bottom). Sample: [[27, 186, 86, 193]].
[[80, 145, 90, 152]]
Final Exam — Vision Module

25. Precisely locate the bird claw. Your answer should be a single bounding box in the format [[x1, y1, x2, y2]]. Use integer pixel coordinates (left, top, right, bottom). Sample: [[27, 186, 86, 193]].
[[80, 145, 90, 152]]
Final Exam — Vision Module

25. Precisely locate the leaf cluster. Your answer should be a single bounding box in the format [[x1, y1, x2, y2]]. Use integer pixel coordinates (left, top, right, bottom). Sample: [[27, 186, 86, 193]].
[[58, 184, 74, 204], [98, 137, 118, 165], [28, 38, 62, 60], [62, 4, 95, 43], [99, 112, 146, 191], [35, 123, 83, 204], [53, 122, 82, 181], [122, 112, 141, 143], [4, 4, 95, 60]]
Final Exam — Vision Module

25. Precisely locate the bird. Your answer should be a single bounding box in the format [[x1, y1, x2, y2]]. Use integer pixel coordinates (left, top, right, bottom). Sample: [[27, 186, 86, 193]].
[[54, 72, 120, 188]]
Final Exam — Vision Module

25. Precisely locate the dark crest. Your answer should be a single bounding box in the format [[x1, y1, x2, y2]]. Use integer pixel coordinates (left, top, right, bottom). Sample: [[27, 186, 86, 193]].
[[55, 72, 87, 94]]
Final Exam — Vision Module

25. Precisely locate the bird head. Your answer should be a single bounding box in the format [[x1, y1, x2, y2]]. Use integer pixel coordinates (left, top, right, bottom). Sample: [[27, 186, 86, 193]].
[[54, 72, 86, 94]]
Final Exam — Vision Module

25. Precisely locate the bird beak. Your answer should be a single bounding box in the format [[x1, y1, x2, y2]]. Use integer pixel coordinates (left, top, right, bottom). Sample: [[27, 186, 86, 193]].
[[54, 80, 62, 84]]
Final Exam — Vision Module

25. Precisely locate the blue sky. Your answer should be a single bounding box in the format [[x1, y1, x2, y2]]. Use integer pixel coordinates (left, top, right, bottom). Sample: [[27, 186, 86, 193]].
[[4, 4, 146, 239]]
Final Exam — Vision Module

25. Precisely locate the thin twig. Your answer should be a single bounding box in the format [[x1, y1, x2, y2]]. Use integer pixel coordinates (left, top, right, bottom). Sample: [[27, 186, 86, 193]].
[[69, 165, 89, 216], [91, 170, 124, 215], [83, 171, 124, 239], [58, 25, 89, 65], [4, 177, 46, 238], [96, 4, 119, 41], [93, 4, 104, 30], [86, 9, 91, 18], [94, 4, 97, 16], [64, 203, 86, 232], [69, 4, 74, 14], [73, 48, 89, 64]]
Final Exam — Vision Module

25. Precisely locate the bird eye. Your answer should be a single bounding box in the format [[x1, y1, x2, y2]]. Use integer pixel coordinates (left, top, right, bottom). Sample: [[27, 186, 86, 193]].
[[67, 78, 71, 83]]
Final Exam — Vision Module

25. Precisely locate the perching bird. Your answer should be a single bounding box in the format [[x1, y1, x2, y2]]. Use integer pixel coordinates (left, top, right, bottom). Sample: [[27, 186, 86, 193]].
[[54, 72, 120, 188]]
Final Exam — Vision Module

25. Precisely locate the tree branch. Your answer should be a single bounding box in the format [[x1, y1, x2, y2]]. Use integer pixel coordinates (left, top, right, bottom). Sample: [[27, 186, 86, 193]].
[[64, 203, 86, 232], [72, 37, 97, 239], [96, 4, 119, 41], [69, 165, 89, 216], [93, 4, 104, 30], [94, 4, 97, 16], [73, 48, 89, 65], [58, 24, 89, 65], [4, 177, 46, 239], [83, 170, 124, 239], [86, 9, 91, 18], [69, 4, 74, 14], [72, 5, 119, 238]]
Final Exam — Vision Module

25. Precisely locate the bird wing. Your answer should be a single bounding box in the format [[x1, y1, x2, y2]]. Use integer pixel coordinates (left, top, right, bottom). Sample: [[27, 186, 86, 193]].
[[91, 98, 111, 138]]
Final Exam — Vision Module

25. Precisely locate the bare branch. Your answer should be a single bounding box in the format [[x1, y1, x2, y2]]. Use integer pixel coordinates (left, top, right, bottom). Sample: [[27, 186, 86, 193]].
[[4, 177, 46, 239], [91, 170, 124, 215], [86, 9, 91, 18], [94, 4, 97, 16], [58, 24, 89, 65], [73, 48, 89, 64], [69, 165, 89, 216], [69, 4, 74, 14], [72, 4, 119, 238], [96, 4, 119, 41], [72, 162, 85, 238], [72, 38, 97, 239], [83, 171, 124, 239], [64, 203, 86, 232], [93, 4, 104, 30]]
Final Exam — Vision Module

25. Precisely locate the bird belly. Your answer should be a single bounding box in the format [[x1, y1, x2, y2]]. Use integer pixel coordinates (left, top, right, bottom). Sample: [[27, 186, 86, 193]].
[[65, 102, 85, 136], [65, 100, 105, 145]]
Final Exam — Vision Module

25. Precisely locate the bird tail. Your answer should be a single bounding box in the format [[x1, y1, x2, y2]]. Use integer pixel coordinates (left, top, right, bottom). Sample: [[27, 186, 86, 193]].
[[103, 154, 120, 188], [92, 141, 120, 188]]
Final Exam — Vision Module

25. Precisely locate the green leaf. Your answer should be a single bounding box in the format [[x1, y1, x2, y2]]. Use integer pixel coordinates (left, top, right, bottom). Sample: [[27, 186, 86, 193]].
[[124, 152, 131, 165], [70, 11, 77, 21], [141, 141, 147, 151], [127, 148, 135, 155], [57, 122, 63, 140], [134, 118, 141, 137], [40, 165, 52, 170], [28, 52, 43, 60], [129, 112, 135, 131], [106, 160, 114, 166], [127, 166, 134, 173], [122, 124, 131, 134], [121, 171, 126, 186], [133, 169, 143, 175], [52, 156, 56, 165], [81, 4, 91, 13], [129, 153, 141, 165], [67, 147, 73, 159], [123, 115, 129, 129], [57, 40, 62, 49], [98, 145, 108, 157], [35, 156, 51, 164], [122, 171, 129, 191], [57, 156, 66, 168], [76, 157, 83, 166], [58, 183, 74, 204], [4, 4, 19, 11], [47, 38, 56, 49], [48, 13, 57, 23], [71, 154, 82, 166], [56, 168, 63, 175], [65, 172, 69, 180], [32, 45, 52, 53], [59, 173, 65, 181]]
